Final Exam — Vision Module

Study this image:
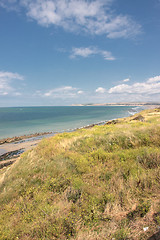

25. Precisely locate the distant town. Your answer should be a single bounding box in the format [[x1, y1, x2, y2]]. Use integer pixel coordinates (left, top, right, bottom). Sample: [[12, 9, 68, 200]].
[[72, 102, 160, 106]]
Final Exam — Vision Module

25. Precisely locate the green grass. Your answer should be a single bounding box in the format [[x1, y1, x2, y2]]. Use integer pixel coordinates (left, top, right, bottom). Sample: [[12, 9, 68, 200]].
[[0, 108, 160, 239]]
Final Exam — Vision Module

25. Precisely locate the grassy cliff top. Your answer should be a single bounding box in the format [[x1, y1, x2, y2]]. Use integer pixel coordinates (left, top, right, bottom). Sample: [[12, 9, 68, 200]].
[[0, 108, 160, 239]]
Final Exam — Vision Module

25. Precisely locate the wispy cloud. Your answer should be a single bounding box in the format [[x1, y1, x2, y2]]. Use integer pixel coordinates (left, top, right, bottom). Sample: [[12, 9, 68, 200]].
[[101, 51, 115, 61], [43, 86, 83, 99], [71, 47, 115, 60], [0, 71, 24, 96], [71, 47, 96, 58], [122, 78, 130, 82], [108, 75, 160, 95], [0, 0, 141, 39], [0, 0, 19, 11]]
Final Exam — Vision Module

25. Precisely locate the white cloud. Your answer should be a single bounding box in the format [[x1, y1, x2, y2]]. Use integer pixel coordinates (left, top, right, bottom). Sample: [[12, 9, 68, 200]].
[[147, 75, 160, 83], [108, 84, 130, 94], [95, 87, 106, 94], [122, 78, 130, 82], [71, 47, 115, 60], [0, 71, 24, 80], [0, 0, 141, 39], [71, 47, 96, 58], [77, 90, 84, 94], [44, 86, 83, 99], [101, 51, 115, 61], [0, 0, 19, 11], [0, 71, 24, 96], [108, 75, 160, 95]]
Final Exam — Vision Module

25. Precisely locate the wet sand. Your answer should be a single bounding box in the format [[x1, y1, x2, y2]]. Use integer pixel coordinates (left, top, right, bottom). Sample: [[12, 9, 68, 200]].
[[0, 131, 53, 145], [0, 131, 56, 169], [0, 138, 41, 155]]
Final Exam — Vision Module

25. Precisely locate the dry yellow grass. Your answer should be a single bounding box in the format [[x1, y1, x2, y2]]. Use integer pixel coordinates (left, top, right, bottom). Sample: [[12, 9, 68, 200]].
[[0, 108, 160, 239]]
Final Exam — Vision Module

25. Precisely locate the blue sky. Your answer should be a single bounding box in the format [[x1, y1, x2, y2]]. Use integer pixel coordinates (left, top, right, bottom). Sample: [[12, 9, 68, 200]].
[[0, 0, 160, 106]]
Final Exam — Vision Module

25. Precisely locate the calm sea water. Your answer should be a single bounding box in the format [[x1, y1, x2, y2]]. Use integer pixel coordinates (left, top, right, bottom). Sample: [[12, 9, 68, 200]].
[[0, 106, 142, 139]]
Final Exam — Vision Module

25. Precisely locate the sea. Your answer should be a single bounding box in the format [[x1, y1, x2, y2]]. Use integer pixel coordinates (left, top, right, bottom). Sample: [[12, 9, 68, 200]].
[[0, 106, 143, 139]]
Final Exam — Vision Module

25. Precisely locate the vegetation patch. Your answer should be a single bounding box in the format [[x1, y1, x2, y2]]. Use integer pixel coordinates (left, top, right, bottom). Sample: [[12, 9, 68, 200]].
[[127, 201, 151, 220], [0, 108, 160, 239]]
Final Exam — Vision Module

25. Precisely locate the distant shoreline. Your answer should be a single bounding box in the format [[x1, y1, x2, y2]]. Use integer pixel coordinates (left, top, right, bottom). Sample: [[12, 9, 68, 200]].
[[0, 104, 158, 145], [0, 105, 138, 142], [72, 103, 160, 107], [0, 106, 159, 170], [0, 117, 120, 146]]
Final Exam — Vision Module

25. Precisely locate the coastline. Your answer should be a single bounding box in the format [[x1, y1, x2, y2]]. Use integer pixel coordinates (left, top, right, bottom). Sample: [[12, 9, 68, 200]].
[[0, 105, 145, 144], [0, 118, 119, 162], [0, 131, 53, 145], [1, 107, 160, 239], [0, 105, 159, 169]]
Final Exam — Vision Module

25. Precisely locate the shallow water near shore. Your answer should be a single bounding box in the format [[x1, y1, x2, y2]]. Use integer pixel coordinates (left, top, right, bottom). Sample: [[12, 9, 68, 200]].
[[0, 106, 143, 139], [0, 149, 6, 155]]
